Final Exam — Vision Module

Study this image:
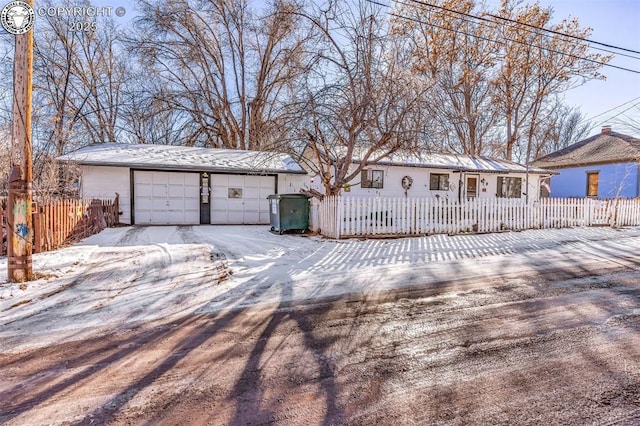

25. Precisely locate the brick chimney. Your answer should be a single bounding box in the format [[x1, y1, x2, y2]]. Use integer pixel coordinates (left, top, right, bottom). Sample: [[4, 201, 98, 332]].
[[601, 125, 612, 135]]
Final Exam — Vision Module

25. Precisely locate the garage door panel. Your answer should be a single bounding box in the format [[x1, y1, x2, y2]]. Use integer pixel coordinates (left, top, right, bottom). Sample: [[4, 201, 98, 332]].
[[244, 187, 260, 198], [136, 185, 153, 197], [244, 199, 260, 210], [168, 186, 186, 197], [244, 181, 260, 190], [213, 175, 228, 185], [135, 172, 153, 184], [168, 199, 185, 209], [228, 175, 244, 186], [134, 171, 200, 225], [211, 211, 227, 222], [136, 197, 153, 210], [151, 172, 169, 185], [168, 212, 187, 224], [184, 196, 199, 206], [244, 212, 260, 223], [210, 174, 275, 224], [152, 211, 168, 223], [259, 187, 272, 197], [169, 173, 185, 184], [211, 190, 227, 200], [228, 199, 244, 212], [136, 211, 152, 224], [152, 186, 168, 197]]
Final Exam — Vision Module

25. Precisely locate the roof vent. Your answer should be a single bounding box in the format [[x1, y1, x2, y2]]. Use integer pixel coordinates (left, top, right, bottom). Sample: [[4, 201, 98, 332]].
[[601, 125, 612, 135]]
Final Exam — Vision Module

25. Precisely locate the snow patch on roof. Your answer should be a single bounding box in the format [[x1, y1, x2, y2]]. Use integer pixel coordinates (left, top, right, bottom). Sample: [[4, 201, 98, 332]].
[[372, 152, 552, 174], [57, 143, 306, 174]]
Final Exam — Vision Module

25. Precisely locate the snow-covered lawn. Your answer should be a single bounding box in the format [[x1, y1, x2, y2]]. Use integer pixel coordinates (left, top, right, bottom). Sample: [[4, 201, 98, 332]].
[[2, 225, 640, 353]]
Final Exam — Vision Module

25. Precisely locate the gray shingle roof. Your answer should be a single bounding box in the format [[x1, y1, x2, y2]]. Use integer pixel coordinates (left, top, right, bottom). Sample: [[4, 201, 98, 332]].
[[57, 143, 306, 174], [305, 144, 553, 174], [532, 131, 640, 169], [369, 152, 553, 174]]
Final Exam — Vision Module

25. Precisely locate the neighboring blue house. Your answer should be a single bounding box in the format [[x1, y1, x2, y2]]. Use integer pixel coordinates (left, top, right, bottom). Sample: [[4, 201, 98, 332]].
[[532, 126, 640, 198]]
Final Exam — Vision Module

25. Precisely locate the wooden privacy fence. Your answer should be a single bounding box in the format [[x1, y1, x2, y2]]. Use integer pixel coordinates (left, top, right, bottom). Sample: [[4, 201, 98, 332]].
[[313, 196, 640, 239], [1, 196, 119, 255]]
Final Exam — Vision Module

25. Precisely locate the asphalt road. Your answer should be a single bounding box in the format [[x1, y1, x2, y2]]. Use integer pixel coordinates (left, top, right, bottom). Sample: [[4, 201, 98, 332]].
[[1, 255, 639, 425]]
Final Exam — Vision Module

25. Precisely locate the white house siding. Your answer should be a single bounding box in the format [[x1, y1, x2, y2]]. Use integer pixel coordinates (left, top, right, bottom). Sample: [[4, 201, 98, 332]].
[[277, 174, 308, 195], [80, 165, 131, 224], [305, 164, 543, 201]]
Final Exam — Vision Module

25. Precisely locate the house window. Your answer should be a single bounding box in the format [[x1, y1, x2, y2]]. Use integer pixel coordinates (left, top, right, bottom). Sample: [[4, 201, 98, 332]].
[[430, 173, 449, 191], [586, 172, 599, 197], [361, 170, 384, 189], [497, 176, 522, 198], [228, 188, 243, 198]]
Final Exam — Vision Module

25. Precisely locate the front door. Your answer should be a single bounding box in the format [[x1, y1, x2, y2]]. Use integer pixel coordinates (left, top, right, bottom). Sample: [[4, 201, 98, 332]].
[[466, 175, 478, 199]]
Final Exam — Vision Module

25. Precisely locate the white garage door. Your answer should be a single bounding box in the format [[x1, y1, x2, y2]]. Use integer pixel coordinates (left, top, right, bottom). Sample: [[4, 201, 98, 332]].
[[134, 171, 200, 225], [211, 175, 275, 224]]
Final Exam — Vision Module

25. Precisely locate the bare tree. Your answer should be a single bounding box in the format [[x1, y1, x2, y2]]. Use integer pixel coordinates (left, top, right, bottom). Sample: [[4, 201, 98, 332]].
[[122, 73, 202, 146], [492, 0, 610, 161], [27, 0, 129, 194], [295, 1, 429, 196], [392, 0, 499, 155], [610, 102, 640, 136], [33, 3, 84, 159], [131, 0, 310, 149], [529, 101, 590, 160], [69, 18, 127, 145]]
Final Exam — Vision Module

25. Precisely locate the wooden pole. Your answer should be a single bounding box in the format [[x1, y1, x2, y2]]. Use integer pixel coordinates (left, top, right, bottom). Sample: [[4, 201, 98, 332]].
[[7, 0, 34, 282]]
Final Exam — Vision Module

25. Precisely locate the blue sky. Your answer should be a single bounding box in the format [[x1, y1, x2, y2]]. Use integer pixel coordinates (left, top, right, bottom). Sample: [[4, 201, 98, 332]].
[[538, 0, 640, 134]]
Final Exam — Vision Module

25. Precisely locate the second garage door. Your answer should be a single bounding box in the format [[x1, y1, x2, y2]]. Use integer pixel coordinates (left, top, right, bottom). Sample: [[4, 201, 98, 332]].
[[134, 171, 200, 225], [211, 175, 275, 224]]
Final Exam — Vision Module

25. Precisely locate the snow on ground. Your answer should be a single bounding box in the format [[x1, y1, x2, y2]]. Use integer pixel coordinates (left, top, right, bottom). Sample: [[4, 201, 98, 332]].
[[1, 225, 640, 353]]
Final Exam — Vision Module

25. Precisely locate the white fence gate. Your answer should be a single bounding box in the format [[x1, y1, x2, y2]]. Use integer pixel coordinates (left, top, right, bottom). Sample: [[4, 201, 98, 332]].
[[311, 196, 640, 239]]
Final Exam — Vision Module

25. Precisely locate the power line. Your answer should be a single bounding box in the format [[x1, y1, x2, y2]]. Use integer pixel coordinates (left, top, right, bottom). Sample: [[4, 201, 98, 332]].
[[582, 96, 640, 123], [400, 0, 640, 56], [395, 0, 640, 62], [367, 0, 640, 75], [484, 12, 640, 56], [593, 99, 640, 129]]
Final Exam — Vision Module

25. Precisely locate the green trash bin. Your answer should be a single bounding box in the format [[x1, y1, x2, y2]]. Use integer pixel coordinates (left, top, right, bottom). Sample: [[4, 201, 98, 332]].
[[267, 194, 310, 234]]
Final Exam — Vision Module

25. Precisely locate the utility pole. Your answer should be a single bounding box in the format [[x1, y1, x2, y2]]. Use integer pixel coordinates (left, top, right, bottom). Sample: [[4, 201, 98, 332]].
[[7, 0, 35, 282]]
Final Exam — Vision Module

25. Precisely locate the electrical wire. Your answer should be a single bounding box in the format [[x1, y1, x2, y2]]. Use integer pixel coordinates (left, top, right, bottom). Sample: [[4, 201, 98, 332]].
[[393, 0, 640, 62], [592, 99, 640, 129], [399, 0, 640, 56], [484, 11, 640, 56], [581, 96, 640, 123], [367, 0, 640, 74]]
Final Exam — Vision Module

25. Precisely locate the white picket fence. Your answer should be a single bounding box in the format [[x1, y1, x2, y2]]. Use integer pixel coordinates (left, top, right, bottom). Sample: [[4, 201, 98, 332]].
[[311, 196, 640, 239]]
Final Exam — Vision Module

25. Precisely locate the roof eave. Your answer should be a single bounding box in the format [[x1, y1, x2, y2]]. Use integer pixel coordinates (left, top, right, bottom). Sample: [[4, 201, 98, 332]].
[[58, 159, 308, 175], [533, 158, 640, 170]]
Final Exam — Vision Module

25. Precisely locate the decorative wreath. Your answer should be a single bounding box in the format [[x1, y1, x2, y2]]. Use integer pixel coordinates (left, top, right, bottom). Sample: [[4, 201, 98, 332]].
[[401, 175, 413, 190]]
